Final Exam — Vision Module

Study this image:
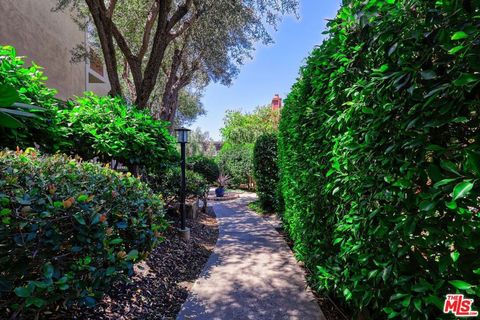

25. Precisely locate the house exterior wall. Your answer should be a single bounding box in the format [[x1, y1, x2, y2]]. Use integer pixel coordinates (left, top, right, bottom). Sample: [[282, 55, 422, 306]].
[[0, 0, 110, 100]]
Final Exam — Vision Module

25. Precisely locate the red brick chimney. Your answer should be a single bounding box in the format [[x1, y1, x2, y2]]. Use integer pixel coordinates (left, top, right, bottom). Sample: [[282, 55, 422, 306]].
[[271, 94, 282, 111]]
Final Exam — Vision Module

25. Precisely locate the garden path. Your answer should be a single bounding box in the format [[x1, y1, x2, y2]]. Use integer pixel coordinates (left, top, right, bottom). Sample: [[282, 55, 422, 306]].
[[177, 193, 325, 320]]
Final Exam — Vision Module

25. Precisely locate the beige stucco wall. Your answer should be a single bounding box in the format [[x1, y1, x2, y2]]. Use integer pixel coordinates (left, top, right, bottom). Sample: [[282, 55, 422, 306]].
[[0, 0, 87, 100]]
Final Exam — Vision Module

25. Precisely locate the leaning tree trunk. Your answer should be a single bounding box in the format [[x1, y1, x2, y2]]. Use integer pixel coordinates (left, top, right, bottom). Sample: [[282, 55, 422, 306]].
[[85, 0, 122, 97]]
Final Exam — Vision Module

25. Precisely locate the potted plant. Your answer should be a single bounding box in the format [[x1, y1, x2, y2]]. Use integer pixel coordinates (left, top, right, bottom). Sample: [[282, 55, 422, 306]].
[[215, 173, 230, 197]]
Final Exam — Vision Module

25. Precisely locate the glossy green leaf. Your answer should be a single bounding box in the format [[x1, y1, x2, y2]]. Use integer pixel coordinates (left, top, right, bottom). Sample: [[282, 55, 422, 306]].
[[0, 83, 18, 106], [452, 181, 474, 200], [449, 280, 472, 290], [448, 45, 465, 54], [126, 249, 139, 261], [433, 178, 457, 188], [0, 111, 23, 128], [43, 263, 54, 279], [14, 286, 32, 298], [25, 297, 46, 308], [109, 238, 123, 245], [453, 73, 480, 86], [73, 213, 86, 225], [419, 200, 435, 211], [451, 251, 460, 262], [451, 31, 468, 40]]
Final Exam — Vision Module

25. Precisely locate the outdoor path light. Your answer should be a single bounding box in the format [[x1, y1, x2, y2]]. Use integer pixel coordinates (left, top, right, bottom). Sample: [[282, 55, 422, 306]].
[[175, 127, 191, 241]]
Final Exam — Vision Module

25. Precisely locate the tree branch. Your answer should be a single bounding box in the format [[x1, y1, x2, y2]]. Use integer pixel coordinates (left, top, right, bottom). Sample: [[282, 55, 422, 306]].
[[167, 0, 193, 31], [138, 1, 160, 60], [99, 4, 144, 92], [85, 0, 122, 96], [169, 14, 197, 39], [135, 0, 172, 108], [107, 0, 117, 17]]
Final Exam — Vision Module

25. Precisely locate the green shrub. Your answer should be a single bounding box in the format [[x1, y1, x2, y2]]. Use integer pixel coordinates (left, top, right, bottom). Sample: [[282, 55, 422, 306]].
[[53, 93, 176, 171], [279, 1, 480, 318], [0, 46, 59, 149], [0, 83, 46, 129], [253, 133, 278, 212], [0, 150, 167, 315], [216, 144, 253, 188], [0, 46, 177, 175], [187, 155, 220, 184], [154, 166, 209, 207]]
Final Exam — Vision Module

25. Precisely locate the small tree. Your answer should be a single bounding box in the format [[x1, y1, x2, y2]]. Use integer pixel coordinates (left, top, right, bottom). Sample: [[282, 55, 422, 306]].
[[216, 144, 254, 189], [187, 155, 219, 184], [253, 133, 278, 212]]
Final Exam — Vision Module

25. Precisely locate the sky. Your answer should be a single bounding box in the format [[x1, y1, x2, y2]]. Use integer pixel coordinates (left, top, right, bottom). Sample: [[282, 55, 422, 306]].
[[192, 0, 342, 140]]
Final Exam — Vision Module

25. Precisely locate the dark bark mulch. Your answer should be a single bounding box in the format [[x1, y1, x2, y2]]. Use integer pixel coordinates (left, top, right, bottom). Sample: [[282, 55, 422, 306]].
[[67, 209, 218, 320]]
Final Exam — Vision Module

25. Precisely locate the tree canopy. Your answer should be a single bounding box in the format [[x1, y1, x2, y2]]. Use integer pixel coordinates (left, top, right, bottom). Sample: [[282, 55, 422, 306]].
[[221, 105, 279, 146], [55, 0, 298, 122]]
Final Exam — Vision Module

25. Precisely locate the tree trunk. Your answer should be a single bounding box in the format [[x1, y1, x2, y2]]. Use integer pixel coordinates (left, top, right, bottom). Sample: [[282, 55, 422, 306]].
[[85, 0, 122, 97], [134, 4, 171, 110]]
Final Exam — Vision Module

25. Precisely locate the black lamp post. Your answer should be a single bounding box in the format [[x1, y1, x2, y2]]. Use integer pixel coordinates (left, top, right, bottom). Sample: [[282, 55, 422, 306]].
[[175, 127, 191, 240]]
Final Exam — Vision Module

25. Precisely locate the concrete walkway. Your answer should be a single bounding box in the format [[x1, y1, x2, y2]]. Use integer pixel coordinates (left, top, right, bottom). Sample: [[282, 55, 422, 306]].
[[177, 194, 325, 320]]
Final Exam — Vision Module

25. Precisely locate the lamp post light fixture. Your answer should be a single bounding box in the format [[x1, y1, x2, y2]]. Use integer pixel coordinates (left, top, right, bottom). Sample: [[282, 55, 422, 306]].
[[175, 127, 191, 241]]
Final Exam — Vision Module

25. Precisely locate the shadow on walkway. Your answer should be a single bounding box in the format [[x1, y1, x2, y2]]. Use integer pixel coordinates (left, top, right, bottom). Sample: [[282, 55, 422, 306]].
[[177, 194, 325, 320]]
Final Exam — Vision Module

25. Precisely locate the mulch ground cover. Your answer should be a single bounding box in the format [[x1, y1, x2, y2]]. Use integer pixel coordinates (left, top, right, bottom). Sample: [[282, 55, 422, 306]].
[[66, 209, 218, 320]]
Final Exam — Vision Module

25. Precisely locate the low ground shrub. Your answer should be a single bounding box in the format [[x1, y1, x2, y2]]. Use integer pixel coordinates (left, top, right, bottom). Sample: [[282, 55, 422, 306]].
[[154, 166, 209, 207], [253, 133, 278, 212], [279, 1, 480, 318], [0, 150, 167, 316], [187, 155, 219, 184], [216, 144, 253, 188]]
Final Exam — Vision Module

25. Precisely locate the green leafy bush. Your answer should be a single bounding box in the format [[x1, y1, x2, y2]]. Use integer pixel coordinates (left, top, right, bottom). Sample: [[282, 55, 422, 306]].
[[0, 150, 167, 315], [154, 166, 209, 207], [216, 144, 254, 188], [253, 133, 278, 212], [187, 155, 219, 184], [0, 83, 46, 129], [279, 1, 480, 318], [53, 93, 176, 171], [0, 46, 59, 149]]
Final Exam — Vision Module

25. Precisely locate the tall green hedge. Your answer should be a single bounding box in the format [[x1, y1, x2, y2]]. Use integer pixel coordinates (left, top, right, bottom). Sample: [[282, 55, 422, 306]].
[[279, 1, 480, 318], [253, 133, 278, 212]]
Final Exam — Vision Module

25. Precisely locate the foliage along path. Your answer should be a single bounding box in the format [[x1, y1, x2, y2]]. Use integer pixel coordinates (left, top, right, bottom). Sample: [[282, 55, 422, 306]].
[[177, 193, 324, 320]]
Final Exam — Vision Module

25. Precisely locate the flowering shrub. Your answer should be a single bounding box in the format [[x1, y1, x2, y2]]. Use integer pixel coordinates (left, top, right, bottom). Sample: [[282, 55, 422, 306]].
[[0, 150, 167, 316]]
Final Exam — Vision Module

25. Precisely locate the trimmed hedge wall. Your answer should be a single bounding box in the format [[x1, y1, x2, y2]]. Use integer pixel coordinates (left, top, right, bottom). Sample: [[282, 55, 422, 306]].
[[279, 1, 480, 318], [0, 150, 167, 315], [253, 133, 279, 212]]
